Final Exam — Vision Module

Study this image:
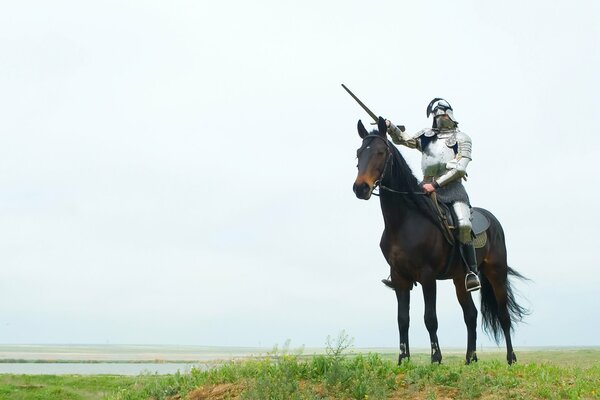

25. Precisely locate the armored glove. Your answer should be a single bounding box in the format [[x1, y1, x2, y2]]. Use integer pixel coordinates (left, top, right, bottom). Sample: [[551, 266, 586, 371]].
[[385, 120, 402, 145]]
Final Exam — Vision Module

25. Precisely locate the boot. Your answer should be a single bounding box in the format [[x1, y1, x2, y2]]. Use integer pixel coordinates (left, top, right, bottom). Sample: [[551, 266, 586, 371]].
[[381, 276, 394, 289], [460, 243, 481, 292]]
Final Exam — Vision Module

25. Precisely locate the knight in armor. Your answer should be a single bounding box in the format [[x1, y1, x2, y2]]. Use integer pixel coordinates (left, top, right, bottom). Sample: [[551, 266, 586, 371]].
[[385, 98, 481, 292]]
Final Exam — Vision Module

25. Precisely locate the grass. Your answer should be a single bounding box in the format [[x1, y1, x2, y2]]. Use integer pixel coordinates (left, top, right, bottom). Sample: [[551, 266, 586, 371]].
[[1, 337, 599, 399], [0, 374, 144, 400], [103, 351, 600, 400]]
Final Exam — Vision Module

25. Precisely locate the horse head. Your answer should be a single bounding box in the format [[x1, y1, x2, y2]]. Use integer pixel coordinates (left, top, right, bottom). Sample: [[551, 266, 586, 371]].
[[353, 116, 391, 200]]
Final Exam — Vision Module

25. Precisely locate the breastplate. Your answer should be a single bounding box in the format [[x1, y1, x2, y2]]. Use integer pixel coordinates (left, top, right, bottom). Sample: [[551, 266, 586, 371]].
[[421, 134, 457, 178]]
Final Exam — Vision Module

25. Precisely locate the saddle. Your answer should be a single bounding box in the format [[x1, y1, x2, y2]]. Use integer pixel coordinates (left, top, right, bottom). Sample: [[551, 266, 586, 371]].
[[381, 195, 492, 289], [429, 194, 490, 248]]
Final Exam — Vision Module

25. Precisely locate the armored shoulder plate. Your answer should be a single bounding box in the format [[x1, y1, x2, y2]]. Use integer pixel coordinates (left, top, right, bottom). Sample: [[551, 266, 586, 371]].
[[415, 128, 436, 138], [455, 131, 472, 159]]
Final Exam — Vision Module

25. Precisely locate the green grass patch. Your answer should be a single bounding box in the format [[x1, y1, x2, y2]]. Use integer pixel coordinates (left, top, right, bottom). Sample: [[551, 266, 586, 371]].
[[0, 374, 143, 400], [1, 338, 599, 399], [101, 355, 600, 400], [105, 335, 600, 400]]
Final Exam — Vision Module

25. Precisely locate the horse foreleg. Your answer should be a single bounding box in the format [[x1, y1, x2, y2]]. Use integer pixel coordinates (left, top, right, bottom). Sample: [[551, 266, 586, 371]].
[[453, 277, 478, 364], [422, 280, 442, 364], [394, 287, 411, 364]]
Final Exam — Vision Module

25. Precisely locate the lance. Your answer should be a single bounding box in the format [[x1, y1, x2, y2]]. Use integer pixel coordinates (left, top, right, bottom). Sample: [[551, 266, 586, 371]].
[[341, 84, 405, 132]]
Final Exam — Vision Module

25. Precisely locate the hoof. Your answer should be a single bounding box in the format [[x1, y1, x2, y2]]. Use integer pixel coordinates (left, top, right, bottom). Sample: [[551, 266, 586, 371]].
[[507, 352, 517, 365], [431, 351, 442, 364], [465, 351, 478, 365], [398, 353, 410, 365]]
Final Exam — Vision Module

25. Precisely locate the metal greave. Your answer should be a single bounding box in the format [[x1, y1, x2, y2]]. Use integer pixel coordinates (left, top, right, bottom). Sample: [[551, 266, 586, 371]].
[[452, 201, 472, 244]]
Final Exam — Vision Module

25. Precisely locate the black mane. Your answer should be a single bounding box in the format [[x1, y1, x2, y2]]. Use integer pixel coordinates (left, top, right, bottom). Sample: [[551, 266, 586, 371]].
[[382, 138, 442, 227], [385, 142, 420, 192]]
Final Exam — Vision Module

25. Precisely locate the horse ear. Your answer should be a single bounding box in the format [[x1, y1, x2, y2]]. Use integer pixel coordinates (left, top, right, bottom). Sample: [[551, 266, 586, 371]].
[[377, 116, 387, 137], [357, 120, 368, 138]]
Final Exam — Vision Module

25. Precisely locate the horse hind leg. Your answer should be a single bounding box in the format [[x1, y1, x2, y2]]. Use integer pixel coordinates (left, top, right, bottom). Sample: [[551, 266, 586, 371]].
[[496, 283, 517, 364], [481, 262, 517, 365], [453, 276, 478, 364], [422, 280, 442, 364]]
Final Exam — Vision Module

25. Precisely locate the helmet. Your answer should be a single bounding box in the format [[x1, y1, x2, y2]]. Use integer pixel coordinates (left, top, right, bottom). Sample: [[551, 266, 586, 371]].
[[426, 98, 458, 125]]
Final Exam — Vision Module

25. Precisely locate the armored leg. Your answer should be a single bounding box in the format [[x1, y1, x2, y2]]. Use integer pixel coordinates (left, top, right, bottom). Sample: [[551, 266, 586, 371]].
[[453, 202, 481, 292]]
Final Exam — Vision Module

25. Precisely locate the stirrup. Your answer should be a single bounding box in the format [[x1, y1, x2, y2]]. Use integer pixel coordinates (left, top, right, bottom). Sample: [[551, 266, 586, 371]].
[[465, 272, 481, 292]]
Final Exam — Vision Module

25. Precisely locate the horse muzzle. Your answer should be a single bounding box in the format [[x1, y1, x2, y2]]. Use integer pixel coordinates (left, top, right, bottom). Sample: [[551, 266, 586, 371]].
[[353, 180, 374, 200]]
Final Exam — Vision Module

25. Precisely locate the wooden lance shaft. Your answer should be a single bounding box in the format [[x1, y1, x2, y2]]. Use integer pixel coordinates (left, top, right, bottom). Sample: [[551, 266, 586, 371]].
[[341, 84, 405, 132]]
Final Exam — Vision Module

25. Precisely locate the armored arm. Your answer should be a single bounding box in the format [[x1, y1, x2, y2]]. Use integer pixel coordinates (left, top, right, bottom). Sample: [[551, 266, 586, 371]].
[[435, 132, 472, 187], [386, 121, 419, 149]]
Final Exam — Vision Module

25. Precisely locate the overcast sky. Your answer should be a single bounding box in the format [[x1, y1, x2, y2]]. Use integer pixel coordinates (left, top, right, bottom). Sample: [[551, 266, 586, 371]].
[[1, 1, 599, 350]]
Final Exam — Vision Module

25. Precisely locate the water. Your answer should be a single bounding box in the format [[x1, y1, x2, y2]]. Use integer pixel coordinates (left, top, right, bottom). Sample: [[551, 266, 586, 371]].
[[0, 362, 204, 375], [0, 344, 267, 375]]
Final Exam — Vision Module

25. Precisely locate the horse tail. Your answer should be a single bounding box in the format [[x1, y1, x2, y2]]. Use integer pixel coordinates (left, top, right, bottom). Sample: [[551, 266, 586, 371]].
[[480, 266, 530, 343]]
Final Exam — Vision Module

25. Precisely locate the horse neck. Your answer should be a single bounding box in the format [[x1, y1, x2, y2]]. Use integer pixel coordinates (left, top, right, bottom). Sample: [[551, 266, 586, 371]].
[[378, 153, 436, 228], [379, 190, 430, 228], [379, 192, 407, 227]]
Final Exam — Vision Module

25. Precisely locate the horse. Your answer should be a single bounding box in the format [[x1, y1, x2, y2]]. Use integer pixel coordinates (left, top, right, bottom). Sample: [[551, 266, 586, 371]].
[[352, 117, 528, 365]]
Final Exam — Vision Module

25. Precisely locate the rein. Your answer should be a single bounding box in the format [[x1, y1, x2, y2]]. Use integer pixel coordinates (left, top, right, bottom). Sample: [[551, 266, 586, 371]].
[[373, 185, 428, 196]]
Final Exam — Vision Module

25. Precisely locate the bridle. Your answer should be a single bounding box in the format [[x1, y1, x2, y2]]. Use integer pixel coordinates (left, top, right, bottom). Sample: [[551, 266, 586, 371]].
[[358, 135, 427, 197], [358, 135, 392, 189]]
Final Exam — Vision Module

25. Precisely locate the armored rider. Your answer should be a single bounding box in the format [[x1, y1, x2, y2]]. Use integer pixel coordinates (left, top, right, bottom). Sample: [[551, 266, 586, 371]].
[[385, 98, 481, 292]]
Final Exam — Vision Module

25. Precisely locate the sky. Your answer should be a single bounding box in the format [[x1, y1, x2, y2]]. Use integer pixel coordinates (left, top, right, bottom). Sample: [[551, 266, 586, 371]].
[[1, 0, 599, 351]]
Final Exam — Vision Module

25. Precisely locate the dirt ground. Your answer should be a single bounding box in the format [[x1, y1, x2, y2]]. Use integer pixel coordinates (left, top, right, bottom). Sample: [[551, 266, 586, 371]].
[[185, 383, 245, 400]]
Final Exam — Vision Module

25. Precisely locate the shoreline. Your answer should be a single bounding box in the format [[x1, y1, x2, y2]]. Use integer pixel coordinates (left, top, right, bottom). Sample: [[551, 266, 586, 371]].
[[0, 344, 598, 363]]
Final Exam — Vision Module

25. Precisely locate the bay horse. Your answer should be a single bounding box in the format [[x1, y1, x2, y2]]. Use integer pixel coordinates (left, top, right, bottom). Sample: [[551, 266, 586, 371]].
[[352, 117, 527, 365]]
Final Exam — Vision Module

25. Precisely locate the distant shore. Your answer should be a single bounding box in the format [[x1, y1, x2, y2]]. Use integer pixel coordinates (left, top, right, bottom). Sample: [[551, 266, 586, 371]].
[[0, 344, 598, 363]]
